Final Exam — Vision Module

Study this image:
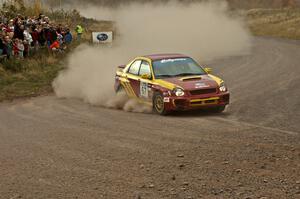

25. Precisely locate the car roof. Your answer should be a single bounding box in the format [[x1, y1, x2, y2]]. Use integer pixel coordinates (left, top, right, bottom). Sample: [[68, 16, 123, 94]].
[[143, 53, 190, 61]]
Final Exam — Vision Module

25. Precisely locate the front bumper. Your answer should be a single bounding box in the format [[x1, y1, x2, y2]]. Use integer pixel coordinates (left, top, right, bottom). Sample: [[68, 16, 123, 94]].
[[163, 92, 230, 111]]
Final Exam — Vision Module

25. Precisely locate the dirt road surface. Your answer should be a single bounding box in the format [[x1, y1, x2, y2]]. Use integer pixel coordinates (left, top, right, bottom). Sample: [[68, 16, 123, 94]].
[[0, 38, 299, 199]]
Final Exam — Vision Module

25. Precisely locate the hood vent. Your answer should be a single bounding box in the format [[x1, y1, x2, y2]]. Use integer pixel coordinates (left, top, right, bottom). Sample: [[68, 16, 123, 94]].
[[180, 76, 202, 81]]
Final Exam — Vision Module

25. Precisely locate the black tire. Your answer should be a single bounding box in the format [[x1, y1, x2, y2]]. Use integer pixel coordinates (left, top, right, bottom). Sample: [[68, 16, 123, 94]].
[[211, 105, 226, 113], [153, 92, 169, 115]]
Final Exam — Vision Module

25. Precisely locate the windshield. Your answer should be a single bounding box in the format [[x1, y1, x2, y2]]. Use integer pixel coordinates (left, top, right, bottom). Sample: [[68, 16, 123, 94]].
[[152, 58, 206, 79]]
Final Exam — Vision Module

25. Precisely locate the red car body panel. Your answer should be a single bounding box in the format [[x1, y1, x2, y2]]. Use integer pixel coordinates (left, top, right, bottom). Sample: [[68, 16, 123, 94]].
[[115, 54, 230, 112], [162, 75, 219, 90]]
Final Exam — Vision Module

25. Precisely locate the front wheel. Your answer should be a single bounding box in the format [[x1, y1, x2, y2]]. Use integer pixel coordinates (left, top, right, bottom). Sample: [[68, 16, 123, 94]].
[[153, 93, 169, 115]]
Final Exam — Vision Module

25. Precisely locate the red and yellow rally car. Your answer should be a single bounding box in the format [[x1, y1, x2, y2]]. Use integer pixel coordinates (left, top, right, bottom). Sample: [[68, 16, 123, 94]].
[[115, 54, 230, 115]]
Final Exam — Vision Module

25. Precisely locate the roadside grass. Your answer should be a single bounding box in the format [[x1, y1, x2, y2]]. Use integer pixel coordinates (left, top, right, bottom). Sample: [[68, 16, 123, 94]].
[[247, 8, 300, 39], [0, 53, 63, 102]]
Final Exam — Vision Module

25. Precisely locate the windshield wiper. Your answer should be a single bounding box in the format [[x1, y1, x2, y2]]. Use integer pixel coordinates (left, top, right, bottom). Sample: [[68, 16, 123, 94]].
[[173, 73, 203, 77]]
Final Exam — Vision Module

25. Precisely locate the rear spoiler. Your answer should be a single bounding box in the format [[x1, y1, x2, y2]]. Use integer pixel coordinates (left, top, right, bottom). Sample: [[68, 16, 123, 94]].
[[118, 65, 126, 69]]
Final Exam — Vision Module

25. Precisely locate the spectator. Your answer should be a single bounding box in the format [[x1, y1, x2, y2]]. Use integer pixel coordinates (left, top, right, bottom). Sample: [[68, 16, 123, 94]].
[[23, 40, 29, 57], [38, 25, 46, 47], [64, 28, 73, 45], [8, 19, 14, 31], [23, 27, 33, 44], [14, 23, 25, 40], [57, 33, 64, 45], [50, 26, 57, 43], [75, 25, 83, 41], [13, 38, 21, 57], [0, 12, 75, 60], [1, 11, 8, 24], [31, 28, 39, 51], [56, 24, 62, 34], [0, 35, 4, 55], [50, 38, 60, 52], [3, 35, 13, 58], [37, 13, 43, 21]]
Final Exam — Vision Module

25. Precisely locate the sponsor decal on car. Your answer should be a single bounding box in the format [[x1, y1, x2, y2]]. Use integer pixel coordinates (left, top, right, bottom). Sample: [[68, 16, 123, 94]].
[[195, 82, 210, 89], [163, 97, 170, 103], [160, 58, 187, 63]]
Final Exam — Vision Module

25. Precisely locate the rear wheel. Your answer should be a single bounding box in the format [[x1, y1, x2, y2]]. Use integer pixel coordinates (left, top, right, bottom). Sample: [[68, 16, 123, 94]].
[[153, 93, 169, 115]]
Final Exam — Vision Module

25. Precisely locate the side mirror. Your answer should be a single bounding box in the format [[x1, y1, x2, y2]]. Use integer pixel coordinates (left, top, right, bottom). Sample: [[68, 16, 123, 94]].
[[141, 74, 151, 80], [205, 67, 213, 74]]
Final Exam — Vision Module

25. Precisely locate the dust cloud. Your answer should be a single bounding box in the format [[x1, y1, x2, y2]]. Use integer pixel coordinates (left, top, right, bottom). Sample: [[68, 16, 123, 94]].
[[53, 1, 252, 112]]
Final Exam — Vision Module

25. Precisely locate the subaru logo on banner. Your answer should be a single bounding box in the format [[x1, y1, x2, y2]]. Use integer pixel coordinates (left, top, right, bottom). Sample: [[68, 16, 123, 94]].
[[97, 33, 109, 41], [92, 32, 113, 43]]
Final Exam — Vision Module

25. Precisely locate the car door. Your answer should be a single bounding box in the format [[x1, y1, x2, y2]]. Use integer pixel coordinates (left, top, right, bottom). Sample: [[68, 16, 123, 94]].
[[125, 59, 142, 98], [138, 60, 153, 102]]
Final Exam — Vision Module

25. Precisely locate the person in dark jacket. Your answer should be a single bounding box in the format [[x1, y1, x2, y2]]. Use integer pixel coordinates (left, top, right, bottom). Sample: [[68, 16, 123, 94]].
[[13, 24, 24, 40], [3, 35, 13, 58], [38, 26, 46, 46], [0, 36, 4, 55], [64, 29, 73, 45]]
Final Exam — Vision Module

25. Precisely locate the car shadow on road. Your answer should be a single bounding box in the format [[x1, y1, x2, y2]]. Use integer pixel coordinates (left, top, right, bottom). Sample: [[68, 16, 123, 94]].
[[168, 110, 231, 118]]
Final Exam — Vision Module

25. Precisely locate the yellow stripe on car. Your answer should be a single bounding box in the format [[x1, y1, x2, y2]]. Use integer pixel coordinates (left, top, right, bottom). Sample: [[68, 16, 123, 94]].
[[121, 82, 136, 97], [190, 97, 220, 106], [208, 74, 223, 86], [154, 79, 177, 90]]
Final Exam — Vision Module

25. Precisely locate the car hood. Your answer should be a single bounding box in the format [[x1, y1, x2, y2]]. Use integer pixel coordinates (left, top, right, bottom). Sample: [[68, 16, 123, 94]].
[[157, 75, 219, 90]]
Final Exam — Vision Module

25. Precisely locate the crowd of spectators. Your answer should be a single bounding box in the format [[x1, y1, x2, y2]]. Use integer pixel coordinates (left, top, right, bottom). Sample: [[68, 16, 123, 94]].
[[0, 12, 76, 60]]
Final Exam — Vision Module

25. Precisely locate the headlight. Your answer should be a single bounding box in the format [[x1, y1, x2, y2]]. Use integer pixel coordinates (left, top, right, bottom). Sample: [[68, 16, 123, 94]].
[[219, 82, 227, 92], [173, 88, 185, 96]]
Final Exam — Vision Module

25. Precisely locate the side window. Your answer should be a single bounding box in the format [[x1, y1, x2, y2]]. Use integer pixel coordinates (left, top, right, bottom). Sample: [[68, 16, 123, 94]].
[[139, 61, 151, 76], [128, 60, 142, 75]]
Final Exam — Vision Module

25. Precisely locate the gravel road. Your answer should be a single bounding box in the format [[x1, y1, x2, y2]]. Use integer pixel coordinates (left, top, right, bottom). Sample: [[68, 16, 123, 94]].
[[0, 38, 299, 199]]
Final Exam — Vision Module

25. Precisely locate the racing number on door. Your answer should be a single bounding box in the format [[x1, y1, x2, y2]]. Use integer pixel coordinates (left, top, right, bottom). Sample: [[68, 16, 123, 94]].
[[139, 61, 152, 99], [140, 82, 148, 98]]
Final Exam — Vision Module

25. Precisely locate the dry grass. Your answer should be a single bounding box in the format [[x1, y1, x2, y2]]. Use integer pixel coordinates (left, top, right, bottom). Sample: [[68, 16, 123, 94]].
[[246, 8, 300, 39], [0, 55, 63, 101]]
